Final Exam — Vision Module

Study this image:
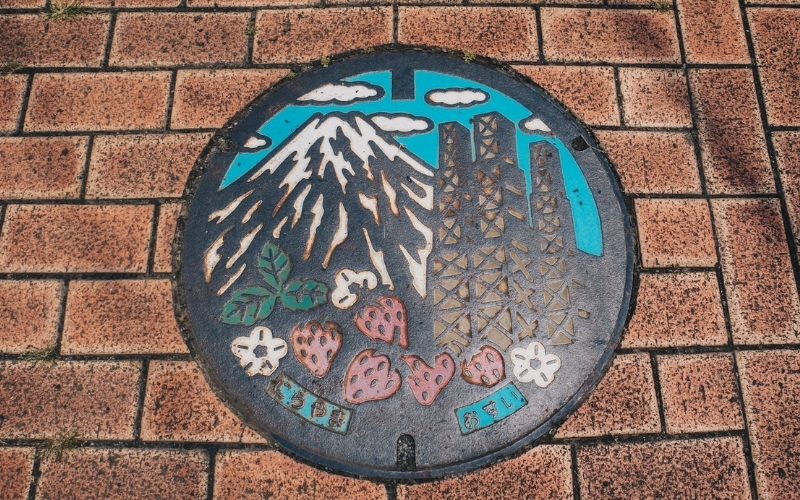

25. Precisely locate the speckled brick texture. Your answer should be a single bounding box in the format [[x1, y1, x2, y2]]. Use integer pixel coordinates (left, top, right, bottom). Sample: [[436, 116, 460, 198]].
[[540, 8, 681, 63], [0, 75, 26, 133], [595, 131, 701, 194], [0, 280, 63, 354], [690, 69, 774, 194], [254, 8, 393, 63], [110, 12, 250, 67], [141, 361, 263, 442], [0, 14, 110, 68], [0, 447, 34, 500], [748, 9, 800, 126], [578, 437, 752, 499], [62, 280, 186, 354], [1, 1, 799, 497], [713, 199, 800, 345], [0, 136, 88, 199], [170, 69, 287, 129], [657, 353, 745, 433], [214, 450, 387, 500], [25, 72, 172, 132], [0, 360, 141, 440], [86, 133, 211, 199], [398, 7, 538, 61], [623, 272, 727, 348], [36, 448, 208, 500], [397, 446, 573, 500], [635, 198, 717, 268], [737, 350, 800, 499], [0, 204, 153, 273], [556, 353, 661, 438], [514, 65, 619, 126]]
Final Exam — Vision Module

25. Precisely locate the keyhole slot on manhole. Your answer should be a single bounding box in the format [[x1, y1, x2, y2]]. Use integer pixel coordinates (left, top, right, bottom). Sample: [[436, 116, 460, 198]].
[[396, 434, 416, 471]]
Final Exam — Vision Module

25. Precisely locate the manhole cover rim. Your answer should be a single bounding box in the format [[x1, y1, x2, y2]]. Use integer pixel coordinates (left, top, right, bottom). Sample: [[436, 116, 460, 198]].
[[174, 48, 636, 480]]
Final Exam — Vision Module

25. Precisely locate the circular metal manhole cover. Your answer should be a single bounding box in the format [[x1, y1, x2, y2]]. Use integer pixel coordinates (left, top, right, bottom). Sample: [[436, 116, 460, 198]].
[[179, 51, 633, 479]]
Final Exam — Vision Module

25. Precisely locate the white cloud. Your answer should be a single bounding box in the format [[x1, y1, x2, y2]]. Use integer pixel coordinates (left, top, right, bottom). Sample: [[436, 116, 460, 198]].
[[370, 114, 432, 133], [298, 83, 379, 103], [244, 136, 267, 149], [426, 88, 489, 106], [522, 117, 551, 133]]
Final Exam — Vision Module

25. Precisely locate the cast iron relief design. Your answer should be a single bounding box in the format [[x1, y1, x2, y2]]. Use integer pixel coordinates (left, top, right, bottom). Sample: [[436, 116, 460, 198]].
[[181, 52, 632, 478]]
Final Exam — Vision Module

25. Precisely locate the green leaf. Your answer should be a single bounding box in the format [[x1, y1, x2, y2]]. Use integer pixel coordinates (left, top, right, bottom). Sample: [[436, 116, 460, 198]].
[[279, 280, 329, 311], [221, 287, 276, 325], [257, 242, 292, 291]]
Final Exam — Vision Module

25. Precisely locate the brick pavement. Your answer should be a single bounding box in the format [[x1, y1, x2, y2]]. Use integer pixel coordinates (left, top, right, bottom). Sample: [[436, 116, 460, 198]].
[[1, 0, 799, 498]]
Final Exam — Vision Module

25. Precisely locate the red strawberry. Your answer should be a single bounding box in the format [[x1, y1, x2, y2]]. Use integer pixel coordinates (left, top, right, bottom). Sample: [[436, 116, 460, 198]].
[[291, 321, 343, 378], [401, 352, 455, 406], [344, 349, 402, 404], [355, 296, 408, 349], [460, 345, 505, 387]]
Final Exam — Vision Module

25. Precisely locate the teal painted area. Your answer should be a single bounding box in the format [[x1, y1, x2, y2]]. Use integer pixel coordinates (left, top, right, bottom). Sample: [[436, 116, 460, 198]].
[[267, 373, 352, 434], [220, 70, 602, 255], [455, 383, 527, 434]]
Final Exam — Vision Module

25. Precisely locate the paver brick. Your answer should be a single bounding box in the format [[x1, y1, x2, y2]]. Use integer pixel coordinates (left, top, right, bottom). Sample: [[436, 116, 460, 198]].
[[540, 8, 681, 64], [675, 0, 750, 64], [190, 0, 318, 6], [170, 69, 287, 130], [0, 14, 110, 68], [25, 72, 171, 132], [109, 12, 249, 67], [689, 69, 774, 194], [0, 75, 26, 133], [774, 131, 800, 246], [397, 446, 572, 500], [0, 360, 141, 440], [618, 68, 692, 128], [214, 450, 387, 500], [141, 360, 260, 442], [0, 136, 88, 200], [86, 133, 211, 199], [398, 7, 538, 61], [62, 280, 186, 355], [254, 7, 393, 64], [514, 65, 619, 126], [0, 447, 34, 500], [737, 350, 800, 500], [0, 204, 153, 273], [595, 131, 701, 194], [658, 353, 744, 434], [0, 280, 63, 354], [635, 198, 717, 268], [0, 0, 44, 6], [36, 448, 208, 500], [713, 199, 800, 345], [83, 0, 181, 6], [556, 353, 660, 438], [622, 272, 727, 348], [578, 437, 752, 499], [748, 9, 800, 126], [153, 203, 182, 273]]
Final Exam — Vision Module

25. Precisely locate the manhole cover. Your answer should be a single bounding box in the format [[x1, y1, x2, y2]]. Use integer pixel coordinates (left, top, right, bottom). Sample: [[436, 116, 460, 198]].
[[179, 51, 633, 479]]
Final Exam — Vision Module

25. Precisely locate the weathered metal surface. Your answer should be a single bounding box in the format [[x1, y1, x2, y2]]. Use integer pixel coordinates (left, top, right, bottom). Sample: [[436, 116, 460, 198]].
[[179, 51, 633, 479]]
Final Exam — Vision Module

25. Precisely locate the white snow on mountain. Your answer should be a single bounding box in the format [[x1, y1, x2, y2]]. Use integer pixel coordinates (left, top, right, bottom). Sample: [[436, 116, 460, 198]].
[[248, 114, 433, 198], [298, 83, 379, 103]]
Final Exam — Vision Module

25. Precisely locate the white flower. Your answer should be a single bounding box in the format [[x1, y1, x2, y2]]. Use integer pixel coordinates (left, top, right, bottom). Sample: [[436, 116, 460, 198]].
[[511, 341, 561, 387], [231, 326, 287, 376]]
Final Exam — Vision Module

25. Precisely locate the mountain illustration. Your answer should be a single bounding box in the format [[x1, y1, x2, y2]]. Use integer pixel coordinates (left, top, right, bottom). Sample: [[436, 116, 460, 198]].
[[204, 111, 439, 308]]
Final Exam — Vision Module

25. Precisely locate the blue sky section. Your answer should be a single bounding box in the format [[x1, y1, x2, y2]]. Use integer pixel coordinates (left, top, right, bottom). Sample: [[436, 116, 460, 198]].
[[219, 71, 602, 256]]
